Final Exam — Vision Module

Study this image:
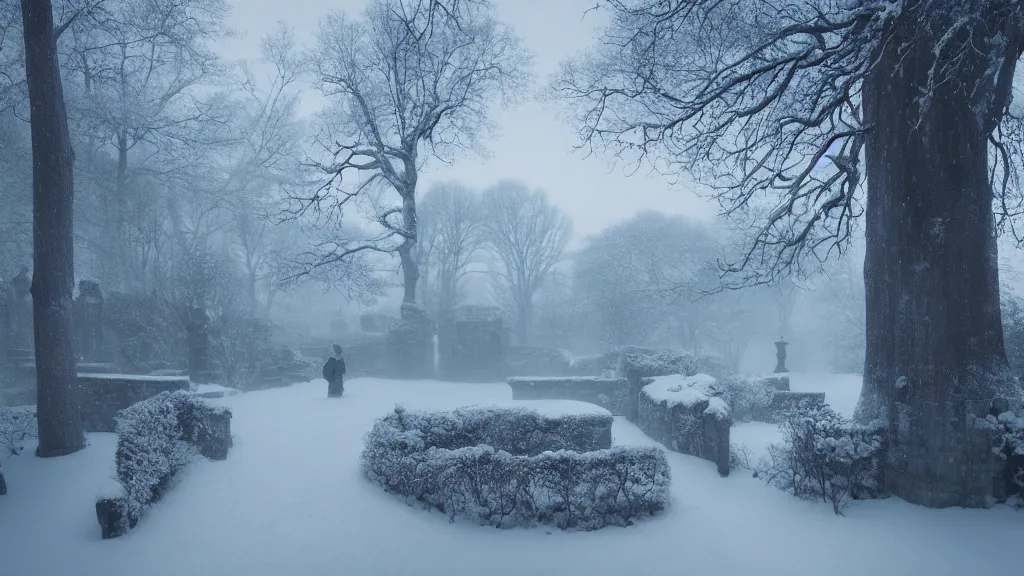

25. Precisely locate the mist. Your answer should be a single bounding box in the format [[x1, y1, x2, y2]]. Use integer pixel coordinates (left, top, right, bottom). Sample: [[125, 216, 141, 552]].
[[1, 1, 1023, 574]]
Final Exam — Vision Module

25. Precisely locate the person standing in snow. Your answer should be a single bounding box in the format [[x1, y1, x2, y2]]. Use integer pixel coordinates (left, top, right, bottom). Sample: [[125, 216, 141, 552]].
[[323, 344, 347, 398]]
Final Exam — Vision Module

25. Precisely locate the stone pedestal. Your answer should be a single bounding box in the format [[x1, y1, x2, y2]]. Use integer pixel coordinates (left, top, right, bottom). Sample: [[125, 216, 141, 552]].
[[74, 281, 104, 362], [186, 307, 214, 384], [440, 305, 505, 381], [385, 304, 435, 379]]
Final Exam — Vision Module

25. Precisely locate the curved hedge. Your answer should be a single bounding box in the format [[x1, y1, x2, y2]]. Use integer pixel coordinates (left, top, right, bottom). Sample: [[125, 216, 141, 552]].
[[362, 405, 670, 530], [95, 391, 232, 539]]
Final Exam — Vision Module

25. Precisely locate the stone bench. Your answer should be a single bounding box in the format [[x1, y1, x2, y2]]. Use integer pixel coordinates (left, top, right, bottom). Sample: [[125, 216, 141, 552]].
[[507, 377, 631, 416], [637, 374, 731, 476], [79, 374, 190, 433]]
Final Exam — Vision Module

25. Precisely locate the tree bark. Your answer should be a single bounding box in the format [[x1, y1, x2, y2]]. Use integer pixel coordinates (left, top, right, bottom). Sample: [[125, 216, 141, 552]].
[[515, 301, 530, 346], [22, 0, 86, 457], [398, 192, 420, 307], [859, 6, 1021, 506]]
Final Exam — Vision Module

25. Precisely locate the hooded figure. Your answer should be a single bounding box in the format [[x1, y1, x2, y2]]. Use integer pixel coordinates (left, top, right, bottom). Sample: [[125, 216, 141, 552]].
[[323, 344, 347, 397]]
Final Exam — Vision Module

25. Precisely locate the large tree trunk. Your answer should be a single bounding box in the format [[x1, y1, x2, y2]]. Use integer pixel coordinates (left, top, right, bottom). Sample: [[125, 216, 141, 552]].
[[22, 0, 86, 457], [515, 301, 530, 346], [398, 192, 420, 307], [859, 6, 1021, 507]]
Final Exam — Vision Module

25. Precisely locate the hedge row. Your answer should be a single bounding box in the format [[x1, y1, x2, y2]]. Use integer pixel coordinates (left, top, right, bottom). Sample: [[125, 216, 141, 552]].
[[362, 406, 670, 530], [96, 391, 232, 539]]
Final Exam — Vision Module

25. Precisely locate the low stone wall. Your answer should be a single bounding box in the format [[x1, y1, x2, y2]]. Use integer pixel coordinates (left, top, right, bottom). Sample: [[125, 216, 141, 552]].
[[637, 374, 731, 476], [507, 377, 631, 416], [79, 374, 190, 433], [759, 374, 791, 391], [768, 391, 826, 422]]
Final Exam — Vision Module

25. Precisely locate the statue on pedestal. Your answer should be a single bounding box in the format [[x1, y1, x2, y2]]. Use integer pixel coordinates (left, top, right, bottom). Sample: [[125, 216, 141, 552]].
[[774, 337, 789, 373]]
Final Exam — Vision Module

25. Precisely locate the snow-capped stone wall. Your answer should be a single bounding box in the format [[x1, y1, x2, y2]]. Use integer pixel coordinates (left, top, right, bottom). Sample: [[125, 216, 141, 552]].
[[637, 374, 731, 476], [507, 377, 631, 416], [79, 374, 190, 432]]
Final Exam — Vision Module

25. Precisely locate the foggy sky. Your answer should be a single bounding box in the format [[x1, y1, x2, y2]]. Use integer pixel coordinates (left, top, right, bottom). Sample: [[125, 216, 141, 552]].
[[217, 0, 718, 241]]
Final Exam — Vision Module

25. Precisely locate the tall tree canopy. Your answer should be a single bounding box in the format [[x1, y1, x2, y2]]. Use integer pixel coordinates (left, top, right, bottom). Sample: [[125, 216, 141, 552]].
[[556, 0, 1024, 507], [295, 0, 529, 310], [482, 180, 571, 345]]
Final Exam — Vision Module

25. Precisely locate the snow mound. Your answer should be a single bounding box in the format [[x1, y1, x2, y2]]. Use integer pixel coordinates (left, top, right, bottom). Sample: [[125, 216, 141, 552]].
[[643, 374, 719, 407]]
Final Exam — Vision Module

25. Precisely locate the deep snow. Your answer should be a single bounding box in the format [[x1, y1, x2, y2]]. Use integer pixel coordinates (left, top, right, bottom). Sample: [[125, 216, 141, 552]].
[[1, 374, 1022, 576]]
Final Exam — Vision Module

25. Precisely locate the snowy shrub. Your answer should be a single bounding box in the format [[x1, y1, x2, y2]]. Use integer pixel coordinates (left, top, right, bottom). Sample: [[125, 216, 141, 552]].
[[693, 355, 734, 379], [362, 405, 670, 530], [987, 411, 1024, 504], [97, 391, 232, 538], [568, 352, 621, 377], [105, 292, 187, 372], [618, 347, 696, 379], [0, 407, 36, 496], [0, 407, 37, 455], [758, 403, 885, 515], [209, 311, 274, 389], [718, 377, 776, 422]]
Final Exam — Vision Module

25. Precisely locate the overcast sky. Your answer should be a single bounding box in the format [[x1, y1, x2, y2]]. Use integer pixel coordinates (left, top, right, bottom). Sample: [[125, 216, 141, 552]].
[[217, 0, 717, 241]]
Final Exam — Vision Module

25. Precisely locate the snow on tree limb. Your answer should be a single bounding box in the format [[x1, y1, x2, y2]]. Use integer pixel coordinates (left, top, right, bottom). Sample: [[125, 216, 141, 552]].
[[555, 0, 1024, 284]]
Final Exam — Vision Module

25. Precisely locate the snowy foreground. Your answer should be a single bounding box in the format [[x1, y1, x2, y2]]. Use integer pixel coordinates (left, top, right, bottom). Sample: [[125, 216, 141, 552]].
[[2, 374, 1022, 576]]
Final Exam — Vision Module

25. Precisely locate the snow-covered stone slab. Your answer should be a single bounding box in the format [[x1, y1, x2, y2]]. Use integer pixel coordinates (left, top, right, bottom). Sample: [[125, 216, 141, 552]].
[[638, 373, 731, 476], [190, 383, 241, 399]]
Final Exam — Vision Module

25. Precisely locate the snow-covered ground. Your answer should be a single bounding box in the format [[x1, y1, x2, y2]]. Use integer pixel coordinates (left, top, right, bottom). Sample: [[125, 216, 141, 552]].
[[2, 374, 1022, 576]]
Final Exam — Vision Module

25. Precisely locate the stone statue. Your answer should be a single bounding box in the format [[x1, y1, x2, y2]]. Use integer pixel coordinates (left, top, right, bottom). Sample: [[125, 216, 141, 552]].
[[774, 337, 789, 373]]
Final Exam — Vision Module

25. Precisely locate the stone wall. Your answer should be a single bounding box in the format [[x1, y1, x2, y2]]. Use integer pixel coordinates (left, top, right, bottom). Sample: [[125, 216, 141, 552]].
[[79, 374, 190, 432], [619, 348, 695, 422], [636, 375, 731, 476], [767, 391, 826, 422], [507, 377, 631, 416]]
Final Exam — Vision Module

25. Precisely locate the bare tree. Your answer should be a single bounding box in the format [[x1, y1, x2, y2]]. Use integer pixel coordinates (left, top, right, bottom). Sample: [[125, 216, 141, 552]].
[[294, 0, 529, 311], [556, 0, 1024, 506], [482, 180, 571, 345], [64, 0, 230, 290], [575, 211, 711, 347], [21, 0, 86, 456], [417, 181, 483, 315]]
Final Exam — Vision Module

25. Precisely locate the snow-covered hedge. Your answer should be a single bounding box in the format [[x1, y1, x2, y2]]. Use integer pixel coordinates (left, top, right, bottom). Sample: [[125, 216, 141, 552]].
[[637, 374, 732, 476], [758, 403, 885, 515], [362, 405, 670, 530], [0, 407, 36, 456], [718, 376, 777, 422], [0, 407, 36, 496], [975, 409, 1024, 504], [619, 347, 696, 379], [507, 377, 631, 416], [96, 391, 232, 539]]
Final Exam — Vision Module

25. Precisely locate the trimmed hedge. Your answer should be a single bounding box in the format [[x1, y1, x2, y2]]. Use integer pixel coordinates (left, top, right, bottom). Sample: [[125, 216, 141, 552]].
[[362, 405, 670, 530], [618, 347, 695, 421], [96, 391, 232, 539], [507, 377, 631, 416]]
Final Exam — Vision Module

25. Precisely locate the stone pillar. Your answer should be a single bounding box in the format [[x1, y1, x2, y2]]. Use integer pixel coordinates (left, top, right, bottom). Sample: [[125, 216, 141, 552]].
[[386, 303, 435, 379], [8, 266, 32, 352], [187, 307, 212, 383], [74, 280, 104, 362], [774, 338, 789, 373]]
